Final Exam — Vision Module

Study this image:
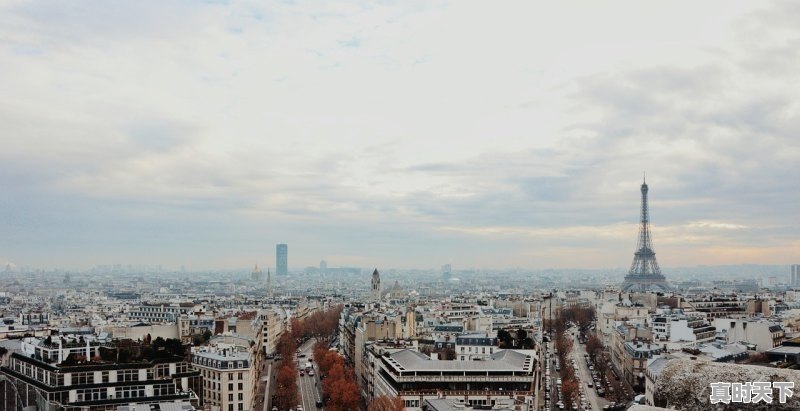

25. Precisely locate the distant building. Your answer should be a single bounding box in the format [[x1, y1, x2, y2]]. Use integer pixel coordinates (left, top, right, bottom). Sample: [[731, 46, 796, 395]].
[[455, 332, 499, 361], [250, 264, 262, 281], [371, 269, 381, 301], [276, 244, 288, 276], [320, 260, 327, 274], [621, 177, 670, 292], [127, 302, 195, 323], [649, 308, 716, 347], [712, 318, 785, 351], [442, 264, 452, 281], [792, 264, 800, 286]]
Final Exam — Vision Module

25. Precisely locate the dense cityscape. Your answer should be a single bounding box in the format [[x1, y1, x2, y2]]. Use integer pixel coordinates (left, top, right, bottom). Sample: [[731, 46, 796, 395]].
[[2, 180, 800, 411], [2, 1, 799, 411]]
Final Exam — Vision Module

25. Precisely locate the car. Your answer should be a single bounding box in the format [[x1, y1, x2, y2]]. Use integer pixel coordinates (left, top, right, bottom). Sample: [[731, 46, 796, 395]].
[[308, 370, 315, 376], [297, 406, 303, 411], [587, 382, 593, 388], [300, 371, 305, 376], [316, 400, 323, 408], [272, 408, 278, 411], [298, 354, 306, 358]]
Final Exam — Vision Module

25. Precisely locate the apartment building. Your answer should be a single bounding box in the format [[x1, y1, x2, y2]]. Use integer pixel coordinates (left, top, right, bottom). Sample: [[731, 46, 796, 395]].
[[191, 336, 256, 411], [365, 344, 536, 410], [0, 336, 199, 410]]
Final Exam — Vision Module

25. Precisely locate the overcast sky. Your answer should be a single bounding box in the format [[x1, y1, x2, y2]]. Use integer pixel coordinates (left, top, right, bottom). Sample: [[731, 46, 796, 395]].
[[1, 1, 798, 271]]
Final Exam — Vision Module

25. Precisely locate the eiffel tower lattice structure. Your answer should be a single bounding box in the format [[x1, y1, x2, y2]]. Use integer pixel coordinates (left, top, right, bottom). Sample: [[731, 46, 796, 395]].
[[621, 176, 670, 292]]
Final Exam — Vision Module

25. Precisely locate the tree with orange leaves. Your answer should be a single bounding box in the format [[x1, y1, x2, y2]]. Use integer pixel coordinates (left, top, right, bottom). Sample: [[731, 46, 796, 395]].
[[561, 378, 579, 409], [274, 362, 299, 409], [368, 396, 405, 411]]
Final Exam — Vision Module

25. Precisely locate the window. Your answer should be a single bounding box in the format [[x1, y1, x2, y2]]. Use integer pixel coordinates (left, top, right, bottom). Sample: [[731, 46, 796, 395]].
[[229, 394, 233, 401], [238, 372, 243, 380], [228, 373, 233, 381], [238, 403, 243, 410], [229, 383, 233, 391], [238, 383, 243, 390], [238, 393, 243, 400], [228, 405, 234, 411]]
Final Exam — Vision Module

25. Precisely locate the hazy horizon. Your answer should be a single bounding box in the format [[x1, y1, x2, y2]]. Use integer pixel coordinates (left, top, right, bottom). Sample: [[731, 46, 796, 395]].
[[2, 1, 799, 270]]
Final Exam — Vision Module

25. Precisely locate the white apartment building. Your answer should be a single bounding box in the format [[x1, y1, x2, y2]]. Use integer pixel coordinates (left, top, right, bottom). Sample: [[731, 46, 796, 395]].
[[191, 337, 256, 411]]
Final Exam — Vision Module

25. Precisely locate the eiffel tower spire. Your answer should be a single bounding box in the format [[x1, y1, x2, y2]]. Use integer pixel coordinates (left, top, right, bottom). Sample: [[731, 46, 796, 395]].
[[621, 176, 669, 292]]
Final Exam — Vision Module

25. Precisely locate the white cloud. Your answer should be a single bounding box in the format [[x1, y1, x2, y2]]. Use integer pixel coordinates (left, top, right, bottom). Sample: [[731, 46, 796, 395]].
[[0, 0, 797, 268]]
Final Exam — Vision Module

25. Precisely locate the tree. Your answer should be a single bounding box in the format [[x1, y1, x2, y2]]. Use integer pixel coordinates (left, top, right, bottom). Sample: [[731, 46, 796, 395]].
[[497, 329, 513, 348], [515, 329, 528, 348], [368, 396, 404, 411], [561, 379, 579, 409], [274, 363, 299, 410], [586, 334, 604, 363]]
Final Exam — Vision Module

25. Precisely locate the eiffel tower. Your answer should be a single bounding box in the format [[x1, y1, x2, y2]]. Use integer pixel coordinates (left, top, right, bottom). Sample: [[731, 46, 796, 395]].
[[621, 176, 669, 292]]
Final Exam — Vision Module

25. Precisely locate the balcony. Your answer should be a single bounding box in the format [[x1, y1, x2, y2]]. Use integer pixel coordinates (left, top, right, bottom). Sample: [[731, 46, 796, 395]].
[[392, 374, 533, 383]]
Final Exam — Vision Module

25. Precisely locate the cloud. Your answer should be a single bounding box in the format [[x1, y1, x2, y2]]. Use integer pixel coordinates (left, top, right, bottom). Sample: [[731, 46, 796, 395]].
[[0, 1, 798, 269]]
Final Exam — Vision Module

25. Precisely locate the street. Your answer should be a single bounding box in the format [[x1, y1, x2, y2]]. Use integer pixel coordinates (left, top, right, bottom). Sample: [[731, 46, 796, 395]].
[[570, 328, 610, 411], [296, 337, 324, 411]]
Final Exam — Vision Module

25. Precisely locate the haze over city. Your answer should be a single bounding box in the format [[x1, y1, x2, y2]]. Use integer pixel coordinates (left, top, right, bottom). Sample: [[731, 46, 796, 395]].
[[2, 0, 798, 270]]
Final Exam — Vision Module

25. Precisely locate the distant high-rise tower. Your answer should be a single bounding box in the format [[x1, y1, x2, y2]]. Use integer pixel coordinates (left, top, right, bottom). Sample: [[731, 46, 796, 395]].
[[792, 264, 800, 286], [621, 176, 669, 292], [320, 260, 327, 275], [251, 264, 263, 281], [442, 263, 452, 281], [266, 268, 273, 298], [276, 244, 288, 275], [371, 269, 381, 301]]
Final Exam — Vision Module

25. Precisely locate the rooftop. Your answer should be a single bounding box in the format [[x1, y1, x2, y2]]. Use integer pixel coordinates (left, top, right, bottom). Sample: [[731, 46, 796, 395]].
[[386, 349, 532, 373]]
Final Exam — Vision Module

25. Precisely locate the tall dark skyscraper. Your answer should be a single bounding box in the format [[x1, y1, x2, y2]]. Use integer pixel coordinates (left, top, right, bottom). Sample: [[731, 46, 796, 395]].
[[621, 177, 669, 292], [276, 244, 288, 276]]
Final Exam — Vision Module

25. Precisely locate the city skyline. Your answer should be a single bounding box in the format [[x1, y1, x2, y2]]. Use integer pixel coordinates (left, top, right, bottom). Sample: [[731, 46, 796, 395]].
[[2, 1, 799, 270]]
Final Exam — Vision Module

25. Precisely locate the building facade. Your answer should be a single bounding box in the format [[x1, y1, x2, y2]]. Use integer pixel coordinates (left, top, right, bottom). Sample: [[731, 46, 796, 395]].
[[190, 337, 255, 411], [366, 345, 535, 410], [276, 244, 288, 276], [0, 337, 199, 411]]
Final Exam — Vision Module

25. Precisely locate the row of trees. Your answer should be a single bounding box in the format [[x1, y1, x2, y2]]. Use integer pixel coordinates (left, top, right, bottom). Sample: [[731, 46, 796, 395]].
[[313, 341, 361, 411], [560, 307, 596, 333], [554, 325, 579, 410], [290, 305, 343, 344], [273, 304, 345, 410], [584, 329, 626, 402], [274, 332, 299, 410]]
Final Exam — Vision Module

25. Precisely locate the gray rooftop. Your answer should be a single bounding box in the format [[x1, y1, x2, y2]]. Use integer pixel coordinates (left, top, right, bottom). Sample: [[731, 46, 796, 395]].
[[387, 349, 533, 372]]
